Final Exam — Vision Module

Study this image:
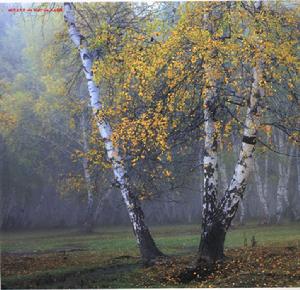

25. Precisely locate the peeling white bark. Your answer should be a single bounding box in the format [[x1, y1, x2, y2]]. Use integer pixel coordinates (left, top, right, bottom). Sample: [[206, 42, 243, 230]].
[[201, 9, 221, 232], [64, 2, 138, 235]]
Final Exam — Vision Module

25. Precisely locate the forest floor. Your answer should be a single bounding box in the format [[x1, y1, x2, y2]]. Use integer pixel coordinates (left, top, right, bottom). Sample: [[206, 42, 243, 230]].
[[1, 222, 300, 288]]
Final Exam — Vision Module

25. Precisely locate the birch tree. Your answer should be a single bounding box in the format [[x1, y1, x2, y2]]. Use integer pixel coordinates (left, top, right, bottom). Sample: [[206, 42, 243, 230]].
[[62, 0, 298, 264], [200, 49, 264, 262], [87, 2, 298, 264], [63, 2, 163, 262], [80, 107, 95, 232], [194, 1, 299, 262], [274, 130, 295, 223], [253, 156, 271, 223]]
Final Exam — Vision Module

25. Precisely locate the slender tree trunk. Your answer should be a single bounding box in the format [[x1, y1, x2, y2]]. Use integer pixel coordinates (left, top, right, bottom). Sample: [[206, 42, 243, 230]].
[[263, 152, 270, 217], [92, 188, 113, 224], [253, 156, 270, 223], [294, 150, 300, 221], [296, 148, 300, 195], [80, 110, 95, 232], [239, 200, 245, 225], [64, 3, 163, 262], [198, 53, 221, 261], [275, 131, 294, 223], [200, 83, 219, 248], [0, 134, 9, 229], [263, 153, 269, 199]]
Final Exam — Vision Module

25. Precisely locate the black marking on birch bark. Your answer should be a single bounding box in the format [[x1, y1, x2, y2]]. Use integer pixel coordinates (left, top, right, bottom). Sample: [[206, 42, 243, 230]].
[[251, 106, 258, 114], [224, 202, 240, 229], [79, 35, 86, 45], [239, 160, 247, 167], [64, 3, 73, 23], [246, 96, 251, 106], [206, 99, 218, 117], [204, 163, 215, 178], [82, 53, 90, 60], [83, 66, 89, 74], [112, 179, 121, 188], [212, 138, 218, 150], [242, 135, 256, 145], [227, 198, 232, 208]]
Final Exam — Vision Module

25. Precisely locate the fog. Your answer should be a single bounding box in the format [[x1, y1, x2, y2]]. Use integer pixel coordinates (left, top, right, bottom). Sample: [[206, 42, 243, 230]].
[[0, 2, 299, 233]]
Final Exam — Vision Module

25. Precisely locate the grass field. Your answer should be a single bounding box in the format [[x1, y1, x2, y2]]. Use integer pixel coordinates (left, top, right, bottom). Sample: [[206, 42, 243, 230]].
[[1, 222, 300, 288]]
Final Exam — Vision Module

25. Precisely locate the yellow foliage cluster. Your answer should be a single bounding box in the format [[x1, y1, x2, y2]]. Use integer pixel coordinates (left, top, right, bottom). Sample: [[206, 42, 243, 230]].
[[90, 1, 299, 169]]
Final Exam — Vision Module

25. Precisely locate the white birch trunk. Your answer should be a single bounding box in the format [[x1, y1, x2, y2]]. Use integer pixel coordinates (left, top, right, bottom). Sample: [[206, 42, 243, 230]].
[[198, 58, 222, 260], [92, 188, 113, 222], [80, 110, 94, 231], [202, 79, 219, 228], [275, 131, 295, 222], [239, 200, 245, 224], [64, 3, 163, 261], [220, 61, 264, 229], [253, 156, 270, 223], [218, 1, 265, 229], [295, 150, 300, 220], [263, 153, 269, 201], [297, 149, 300, 199], [200, 8, 220, 232], [296, 148, 300, 196]]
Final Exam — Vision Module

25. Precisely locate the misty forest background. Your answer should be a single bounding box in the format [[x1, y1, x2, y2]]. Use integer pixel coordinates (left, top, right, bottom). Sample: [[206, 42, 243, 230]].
[[0, 2, 299, 232]]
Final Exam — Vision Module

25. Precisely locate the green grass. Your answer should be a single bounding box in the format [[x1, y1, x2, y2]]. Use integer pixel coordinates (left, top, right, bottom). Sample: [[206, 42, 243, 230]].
[[1, 222, 300, 288], [2, 222, 300, 254]]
